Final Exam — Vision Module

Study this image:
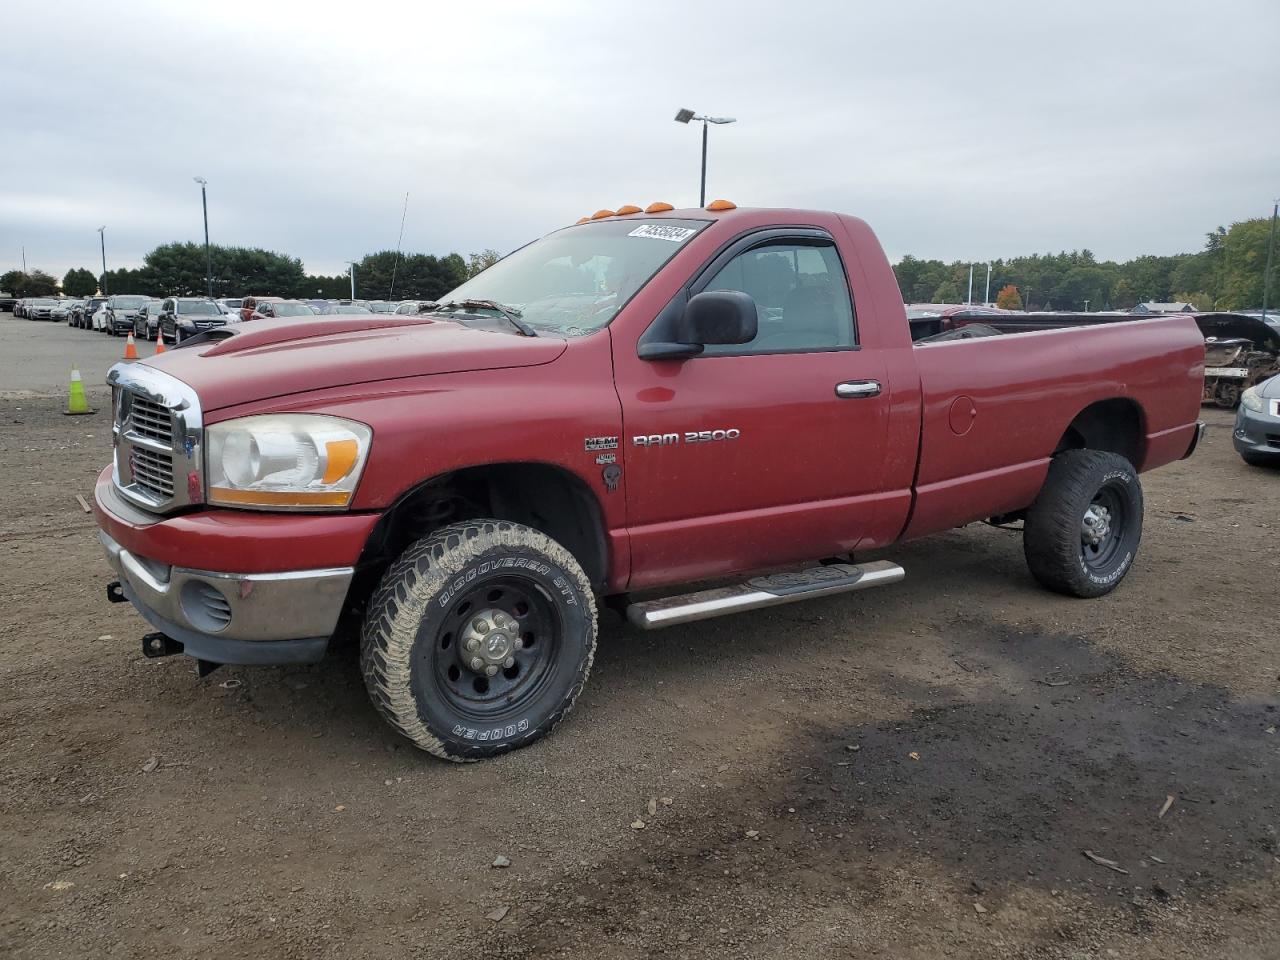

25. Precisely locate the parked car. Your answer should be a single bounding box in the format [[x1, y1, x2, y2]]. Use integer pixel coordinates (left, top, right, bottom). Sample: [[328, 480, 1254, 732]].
[[91, 302, 112, 332], [14, 298, 28, 318], [53, 299, 82, 323], [1234, 376, 1280, 466], [250, 300, 317, 319], [25, 298, 59, 320], [366, 300, 399, 314], [73, 296, 109, 329], [95, 203, 1206, 762], [238, 296, 283, 322], [394, 300, 435, 315], [317, 303, 373, 315], [0, 291, 16, 312], [133, 299, 166, 340], [159, 297, 227, 343], [103, 295, 150, 336]]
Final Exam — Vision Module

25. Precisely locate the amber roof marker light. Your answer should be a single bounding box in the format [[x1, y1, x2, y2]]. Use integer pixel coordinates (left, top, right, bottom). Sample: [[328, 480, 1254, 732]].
[[674, 109, 736, 208]]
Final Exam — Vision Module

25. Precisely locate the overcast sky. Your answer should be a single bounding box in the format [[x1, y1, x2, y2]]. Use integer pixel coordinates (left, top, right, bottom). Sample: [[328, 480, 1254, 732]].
[[3, 0, 1277, 280]]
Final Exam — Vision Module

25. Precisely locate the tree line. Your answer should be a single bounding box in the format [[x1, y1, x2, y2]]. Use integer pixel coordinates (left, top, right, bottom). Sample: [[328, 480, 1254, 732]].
[[3, 216, 1274, 313], [1, 244, 505, 302], [893, 216, 1276, 311]]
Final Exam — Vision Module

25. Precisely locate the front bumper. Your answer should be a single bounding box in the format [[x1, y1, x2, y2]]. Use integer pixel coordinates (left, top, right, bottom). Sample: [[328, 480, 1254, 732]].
[[93, 468, 378, 665], [100, 529, 353, 664], [1233, 403, 1280, 458]]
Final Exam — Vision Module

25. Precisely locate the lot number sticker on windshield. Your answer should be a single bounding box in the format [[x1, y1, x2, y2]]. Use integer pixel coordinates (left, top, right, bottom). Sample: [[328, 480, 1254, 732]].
[[628, 224, 697, 243]]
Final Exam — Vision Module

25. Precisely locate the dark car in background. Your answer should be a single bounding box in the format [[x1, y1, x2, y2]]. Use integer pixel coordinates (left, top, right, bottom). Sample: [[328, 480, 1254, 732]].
[[0, 292, 16, 312], [73, 296, 108, 328], [133, 299, 166, 340], [1234, 375, 1280, 467], [159, 297, 226, 343], [103, 295, 150, 335]]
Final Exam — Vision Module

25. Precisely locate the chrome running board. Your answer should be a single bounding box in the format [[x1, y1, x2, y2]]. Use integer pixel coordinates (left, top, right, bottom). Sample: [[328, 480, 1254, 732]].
[[626, 560, 905, 630]]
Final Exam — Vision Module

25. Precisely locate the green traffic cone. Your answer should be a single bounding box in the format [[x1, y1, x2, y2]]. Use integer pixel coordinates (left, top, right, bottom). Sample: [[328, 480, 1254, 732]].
[[64, 368, 95, 416]]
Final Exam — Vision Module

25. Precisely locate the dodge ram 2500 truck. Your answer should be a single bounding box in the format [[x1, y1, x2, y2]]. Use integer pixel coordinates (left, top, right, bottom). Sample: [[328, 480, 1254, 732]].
[[94, 202, 1206, 761]]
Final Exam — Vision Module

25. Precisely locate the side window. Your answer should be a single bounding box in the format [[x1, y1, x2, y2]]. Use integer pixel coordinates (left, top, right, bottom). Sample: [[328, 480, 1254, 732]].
[[701, 240, 856, 355]]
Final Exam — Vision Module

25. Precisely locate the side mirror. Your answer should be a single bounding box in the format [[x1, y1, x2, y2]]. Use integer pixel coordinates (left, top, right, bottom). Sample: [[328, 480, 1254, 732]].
[[638, 289, 758, 361]]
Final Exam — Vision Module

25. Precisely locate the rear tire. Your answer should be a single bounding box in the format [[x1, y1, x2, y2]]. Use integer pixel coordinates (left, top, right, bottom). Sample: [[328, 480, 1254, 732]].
[[1023, 450, 1143, 598], [360, 519, 597, 761]]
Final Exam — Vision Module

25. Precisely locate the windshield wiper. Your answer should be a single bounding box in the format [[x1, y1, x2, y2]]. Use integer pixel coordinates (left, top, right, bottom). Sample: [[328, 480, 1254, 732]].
[[428, 299, 537, 337]]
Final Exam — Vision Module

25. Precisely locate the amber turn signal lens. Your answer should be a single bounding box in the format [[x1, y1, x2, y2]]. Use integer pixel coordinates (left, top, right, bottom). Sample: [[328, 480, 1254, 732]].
[[645, 202, 674, 213], [576, 216, 590, 224], [590, 209, 616, 220], [706, 199, 737, 211], [322, 438, 360, 484], [615, 204, 642, 215]]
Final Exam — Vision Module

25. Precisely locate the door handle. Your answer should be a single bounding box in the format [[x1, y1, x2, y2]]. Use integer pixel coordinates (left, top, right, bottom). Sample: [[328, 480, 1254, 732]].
[[835, 380, 882, 398]]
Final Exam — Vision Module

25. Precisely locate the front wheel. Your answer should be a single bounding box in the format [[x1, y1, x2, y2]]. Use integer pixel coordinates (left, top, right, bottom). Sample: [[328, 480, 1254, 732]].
[[1023, 450, 1143, 598], [360, 520, 597, 761]]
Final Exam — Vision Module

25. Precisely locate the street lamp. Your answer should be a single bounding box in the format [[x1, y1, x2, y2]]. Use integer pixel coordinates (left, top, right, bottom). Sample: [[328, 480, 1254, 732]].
[[1262, 198, 1278, 321], [97, 226, 108, 295], [344, 261, 356, 301], [193, 177, 212, 298], [674, 109, 736, 207]]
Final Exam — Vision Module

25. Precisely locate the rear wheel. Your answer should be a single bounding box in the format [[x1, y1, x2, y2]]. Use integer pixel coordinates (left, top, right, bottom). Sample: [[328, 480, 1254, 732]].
[[360, 519, 597, 761], [1023, 450, 1143, 598]]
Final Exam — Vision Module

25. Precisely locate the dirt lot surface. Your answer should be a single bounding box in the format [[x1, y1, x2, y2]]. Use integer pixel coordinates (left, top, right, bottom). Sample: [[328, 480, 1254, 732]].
[[1, 314, 1277, 958]]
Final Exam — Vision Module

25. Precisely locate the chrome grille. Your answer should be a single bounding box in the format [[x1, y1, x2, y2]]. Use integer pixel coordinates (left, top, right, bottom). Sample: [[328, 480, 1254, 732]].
[[129, 446, 175, 497], [107, 364, 204, 514], [128, 396, 174, 445]]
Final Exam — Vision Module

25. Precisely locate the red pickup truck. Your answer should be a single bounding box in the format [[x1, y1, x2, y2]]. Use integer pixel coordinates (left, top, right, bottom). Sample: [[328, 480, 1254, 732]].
[[95, 203, 1206, 761]]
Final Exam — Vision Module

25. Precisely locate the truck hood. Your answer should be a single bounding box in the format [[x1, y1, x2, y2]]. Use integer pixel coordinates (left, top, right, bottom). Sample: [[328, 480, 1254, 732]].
[[136, 315, 567, 411]]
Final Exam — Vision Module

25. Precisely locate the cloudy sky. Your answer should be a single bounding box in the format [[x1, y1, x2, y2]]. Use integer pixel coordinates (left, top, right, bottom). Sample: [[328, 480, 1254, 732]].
[[4, 0, 1277, 280]]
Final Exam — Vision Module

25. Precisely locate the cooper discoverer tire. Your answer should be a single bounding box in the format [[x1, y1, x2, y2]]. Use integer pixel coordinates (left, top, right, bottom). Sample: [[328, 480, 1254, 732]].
[[360, 519, 597, 761], [1023, 449, 1143, 598]]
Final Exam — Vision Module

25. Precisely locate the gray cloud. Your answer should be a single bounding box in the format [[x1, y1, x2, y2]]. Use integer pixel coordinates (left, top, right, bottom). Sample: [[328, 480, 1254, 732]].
[[4, 0, 1277, 281]]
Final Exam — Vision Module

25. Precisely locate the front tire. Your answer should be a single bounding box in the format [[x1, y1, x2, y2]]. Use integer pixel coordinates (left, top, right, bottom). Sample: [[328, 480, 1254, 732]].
[[1023, 450, 1143, 598], [360, 520, 597, 761]]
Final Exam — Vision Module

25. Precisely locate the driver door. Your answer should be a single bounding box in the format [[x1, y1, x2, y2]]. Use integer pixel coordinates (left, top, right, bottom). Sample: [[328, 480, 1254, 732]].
[[613, 229, 891, 590]]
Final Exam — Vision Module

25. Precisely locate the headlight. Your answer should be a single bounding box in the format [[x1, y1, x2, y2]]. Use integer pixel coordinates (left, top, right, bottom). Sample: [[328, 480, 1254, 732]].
[[1239, 387, 1263, 413], [206, 414, 372, 509]]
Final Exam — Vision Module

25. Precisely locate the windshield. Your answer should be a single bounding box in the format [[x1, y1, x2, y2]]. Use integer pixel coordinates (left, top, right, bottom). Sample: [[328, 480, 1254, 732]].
[[328, 305, 372, 314], [273, 302, 315, 317], [147, 300, 163, 309], [178, 300, 219, 315], [32, 298, 57, 306], [434, 218, 708, 337], [112, 296, 147, 308]]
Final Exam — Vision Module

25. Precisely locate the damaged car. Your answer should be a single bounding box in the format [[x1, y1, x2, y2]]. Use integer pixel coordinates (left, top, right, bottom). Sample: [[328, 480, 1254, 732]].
[[1195, 312, 1280, 408]]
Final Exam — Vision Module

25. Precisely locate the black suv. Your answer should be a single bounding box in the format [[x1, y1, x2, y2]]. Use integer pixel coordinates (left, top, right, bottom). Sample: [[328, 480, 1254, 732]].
[[159, 298, 227, 343], [103, 295, 150, 335]]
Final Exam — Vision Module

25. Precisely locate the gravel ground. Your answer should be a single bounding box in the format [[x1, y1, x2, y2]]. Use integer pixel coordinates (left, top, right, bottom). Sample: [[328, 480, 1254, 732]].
[[0, 314, 1276, 959]]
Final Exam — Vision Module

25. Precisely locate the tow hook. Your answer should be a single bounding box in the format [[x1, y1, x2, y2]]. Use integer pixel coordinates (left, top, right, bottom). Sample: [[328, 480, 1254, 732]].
[[106, 580, 127, 604], [141, 632, 183, 659]]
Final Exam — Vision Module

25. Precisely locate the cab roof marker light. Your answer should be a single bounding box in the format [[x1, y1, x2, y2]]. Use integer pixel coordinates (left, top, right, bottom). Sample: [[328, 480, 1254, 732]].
[[576, 216, 590, 224], [590, 209, 617, 220], [706, 199, 737, 211], [645, 202, 675, 213], [615, 204, 643, 215]]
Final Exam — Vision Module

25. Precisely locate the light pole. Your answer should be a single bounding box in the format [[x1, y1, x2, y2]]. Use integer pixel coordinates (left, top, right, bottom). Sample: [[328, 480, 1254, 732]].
[[97, 226, 108, 295], [984, 263, 991, 306], [674, 109, 736, 207], [193, 177, 212, 298], [1262, 199, 1278, 321], [344, 261, 356, 301], [1083, 299, 1090, 313]]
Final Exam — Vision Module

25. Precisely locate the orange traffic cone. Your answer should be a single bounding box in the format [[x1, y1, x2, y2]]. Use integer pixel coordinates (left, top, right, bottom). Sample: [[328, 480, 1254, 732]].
[[123, 332, 139, 360], [155, 336, 166, 355]]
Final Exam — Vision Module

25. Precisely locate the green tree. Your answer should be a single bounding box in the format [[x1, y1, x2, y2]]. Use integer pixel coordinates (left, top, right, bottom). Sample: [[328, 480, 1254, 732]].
[[1172, 290, 1213, 311], [1216, 218, 1275, 310], [467, 249, 503, 278], [995, 284, 1022, 310], [62, 268, 98, 297], [8, 269, 59, 296], [355, 250, 469, 300]]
